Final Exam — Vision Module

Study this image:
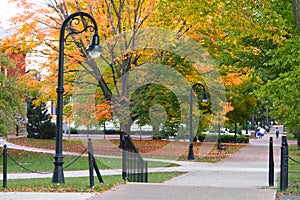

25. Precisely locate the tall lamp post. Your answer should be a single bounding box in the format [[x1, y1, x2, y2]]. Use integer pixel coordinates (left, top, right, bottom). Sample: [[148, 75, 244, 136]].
[[188, 83, 208, 160], [52, 12, 102, 183]]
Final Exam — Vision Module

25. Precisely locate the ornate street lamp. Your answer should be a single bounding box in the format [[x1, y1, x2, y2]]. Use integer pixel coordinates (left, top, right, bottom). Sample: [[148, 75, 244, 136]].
[[188, 83, 208, 160], [52, 12, 102, 183]]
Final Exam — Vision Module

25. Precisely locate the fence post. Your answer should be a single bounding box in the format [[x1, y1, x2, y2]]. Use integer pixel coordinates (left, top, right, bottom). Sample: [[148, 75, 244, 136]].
[[3, 144, 7, 188], [122, 149, 127, 180], [119, 132, 125, 149], [88, 138, 94, 189], [269, 137, 274, 186], [280, 135, 288, 191], [92, 155, 104, 184]]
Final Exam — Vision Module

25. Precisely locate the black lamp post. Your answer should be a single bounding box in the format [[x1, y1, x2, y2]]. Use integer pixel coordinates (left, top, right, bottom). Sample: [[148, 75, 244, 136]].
[[245, 120, 249, 135], [217, 120, 221, 149], [234, 121, 237, 143], [188, 83, 208, 160], [52, 12, 102, 183], [251, 111, 255, 131]]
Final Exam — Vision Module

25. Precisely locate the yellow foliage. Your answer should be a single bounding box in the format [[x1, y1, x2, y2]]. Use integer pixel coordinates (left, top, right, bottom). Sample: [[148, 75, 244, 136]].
[[223, 72, 245, 86]]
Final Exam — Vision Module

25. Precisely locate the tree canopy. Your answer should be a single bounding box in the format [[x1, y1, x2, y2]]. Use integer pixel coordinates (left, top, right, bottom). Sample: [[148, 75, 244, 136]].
[[0, 54, 25, 136], [1, 0, 300, 136]]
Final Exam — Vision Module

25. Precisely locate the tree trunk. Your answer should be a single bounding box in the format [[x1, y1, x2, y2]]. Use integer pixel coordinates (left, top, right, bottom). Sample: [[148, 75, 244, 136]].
[[291, 0, 300, 32], [153, 126, 160, 137], [120, 122, 131, 134], [297, 132, 300, 149]]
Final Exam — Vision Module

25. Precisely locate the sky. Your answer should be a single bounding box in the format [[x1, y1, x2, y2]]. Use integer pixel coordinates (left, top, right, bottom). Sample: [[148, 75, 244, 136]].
[[0, 0, 19, 30], [0, 0, 45, 38]]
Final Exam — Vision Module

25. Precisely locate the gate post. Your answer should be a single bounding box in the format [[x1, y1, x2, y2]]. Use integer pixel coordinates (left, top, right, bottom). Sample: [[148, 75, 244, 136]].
[[3, 144, 7, 188], [269, 137, 274, 186], [88, 138, 95, 189], [280, 136, 288, 191]]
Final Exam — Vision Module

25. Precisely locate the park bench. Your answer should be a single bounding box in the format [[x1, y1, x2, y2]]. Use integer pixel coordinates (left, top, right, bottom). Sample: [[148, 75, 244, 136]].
[[217, 143, 229, 154]]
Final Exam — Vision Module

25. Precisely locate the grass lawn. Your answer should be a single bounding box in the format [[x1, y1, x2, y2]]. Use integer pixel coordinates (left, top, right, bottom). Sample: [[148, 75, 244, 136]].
[[0, 172, 185, 192], [0, 137, 246, 193], [286, 133, 298, 141], [0, 147, 178, 173]]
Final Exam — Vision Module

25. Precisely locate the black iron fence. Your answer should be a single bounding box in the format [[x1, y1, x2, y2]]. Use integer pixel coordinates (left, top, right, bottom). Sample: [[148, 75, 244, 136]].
[[121, 134, 148, 182], [279, 135, 300, 192], [2, 140, 104, 188]]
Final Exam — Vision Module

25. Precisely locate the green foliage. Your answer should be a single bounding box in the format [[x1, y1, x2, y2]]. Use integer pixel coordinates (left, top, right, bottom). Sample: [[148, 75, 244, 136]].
[[27, 99, 56, 139], [257, 37, 300, 131], [152, 132, 169, 140], [197, 134, 249, 143], [103, 129, 125, 135], [70, 127, 78, 134], [0, 53, 15, 67], [159, 121, 179, 138], [0, 54, 25, 136], [130, 83, 181, 135]]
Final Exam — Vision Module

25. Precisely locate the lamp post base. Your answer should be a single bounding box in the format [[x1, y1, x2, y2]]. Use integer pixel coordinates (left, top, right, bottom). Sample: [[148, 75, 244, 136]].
[[52, 155, 65, 183], [188, 143, 195, 160]]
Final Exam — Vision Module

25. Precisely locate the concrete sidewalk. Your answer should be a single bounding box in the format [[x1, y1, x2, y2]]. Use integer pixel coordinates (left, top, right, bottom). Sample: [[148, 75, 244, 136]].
[[89, 134, 282, 200], [0, 133, 296, 200]]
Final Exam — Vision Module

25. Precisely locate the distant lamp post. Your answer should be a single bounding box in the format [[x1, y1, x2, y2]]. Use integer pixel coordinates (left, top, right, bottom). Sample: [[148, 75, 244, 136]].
[[188, 83, 208, 160], [234, 121, 237, 143], [245, 120, 249, 135], [251, 111, 255, 130], [52, 12, 102, 184], [217, 120, 221, 148]]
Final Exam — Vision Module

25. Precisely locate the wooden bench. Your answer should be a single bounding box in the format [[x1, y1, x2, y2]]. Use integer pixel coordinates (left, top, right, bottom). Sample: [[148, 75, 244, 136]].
[[217, 143, 229, 154]]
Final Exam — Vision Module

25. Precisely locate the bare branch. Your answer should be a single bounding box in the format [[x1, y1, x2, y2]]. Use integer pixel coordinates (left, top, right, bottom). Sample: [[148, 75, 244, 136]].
[[105, 0, 117, 35]]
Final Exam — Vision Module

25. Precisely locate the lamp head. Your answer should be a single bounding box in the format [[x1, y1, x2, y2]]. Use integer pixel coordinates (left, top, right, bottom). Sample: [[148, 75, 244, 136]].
[[86, 33, 103, 58], [202, 91, 208, 103]]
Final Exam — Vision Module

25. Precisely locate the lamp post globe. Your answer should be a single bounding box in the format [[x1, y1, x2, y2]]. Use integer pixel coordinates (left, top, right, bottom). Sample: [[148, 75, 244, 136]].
[[86, 33, 103, 58]]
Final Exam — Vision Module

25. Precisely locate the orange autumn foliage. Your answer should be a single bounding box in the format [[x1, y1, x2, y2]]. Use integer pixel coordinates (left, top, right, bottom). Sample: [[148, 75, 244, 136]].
[[223, 72, 245, 86], [95, 103, 112, 122]]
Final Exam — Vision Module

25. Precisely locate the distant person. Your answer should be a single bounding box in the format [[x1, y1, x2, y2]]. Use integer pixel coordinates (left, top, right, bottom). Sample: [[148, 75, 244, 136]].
[[260, 127, 265, 137], [257, 127, 262, 138], [275, 127, 279, 139], [265, 125, 270, 132]]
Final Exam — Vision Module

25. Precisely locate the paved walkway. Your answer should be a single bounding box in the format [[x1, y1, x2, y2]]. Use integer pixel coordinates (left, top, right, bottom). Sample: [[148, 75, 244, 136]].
[[0, 133, 297, 200], [89, 133, 283, 200]]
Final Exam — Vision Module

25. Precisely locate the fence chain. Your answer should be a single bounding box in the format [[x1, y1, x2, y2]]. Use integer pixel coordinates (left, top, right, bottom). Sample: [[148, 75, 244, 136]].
[[6, 148, 87, 174], [288, 156, 300, 165]]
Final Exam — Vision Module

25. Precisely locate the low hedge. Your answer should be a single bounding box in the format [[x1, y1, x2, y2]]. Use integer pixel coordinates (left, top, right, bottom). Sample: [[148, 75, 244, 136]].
[[69, 129, 154, 135], [196, 134, 249, 143]]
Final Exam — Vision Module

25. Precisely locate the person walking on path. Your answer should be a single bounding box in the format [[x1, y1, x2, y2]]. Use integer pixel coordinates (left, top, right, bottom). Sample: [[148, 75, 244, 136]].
[[275, 127, 280, 139]]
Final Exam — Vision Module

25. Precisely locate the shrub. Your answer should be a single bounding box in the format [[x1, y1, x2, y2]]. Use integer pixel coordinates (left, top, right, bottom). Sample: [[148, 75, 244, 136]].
[[104, 129, 126, 135], [196, 134, 249, 143], [70, 128, 78, 134], [27, 100, 56, 139], [39, 122, 56, 139]]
